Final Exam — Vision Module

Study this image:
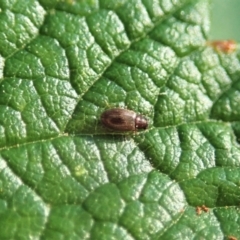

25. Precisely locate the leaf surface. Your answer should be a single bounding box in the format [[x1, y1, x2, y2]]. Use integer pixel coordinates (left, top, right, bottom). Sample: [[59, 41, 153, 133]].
[[1, 0, 240, 239]]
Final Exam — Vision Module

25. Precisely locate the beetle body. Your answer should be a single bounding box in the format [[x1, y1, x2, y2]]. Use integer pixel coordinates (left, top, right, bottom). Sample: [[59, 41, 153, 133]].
[[101, 108, 148, 131]]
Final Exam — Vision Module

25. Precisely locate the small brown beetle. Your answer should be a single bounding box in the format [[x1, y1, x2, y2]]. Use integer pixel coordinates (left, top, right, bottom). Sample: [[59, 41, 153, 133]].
[[101, 108, 148, 131]]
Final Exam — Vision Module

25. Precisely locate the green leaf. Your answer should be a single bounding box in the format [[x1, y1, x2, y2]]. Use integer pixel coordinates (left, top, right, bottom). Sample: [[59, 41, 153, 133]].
[[1, 0, 240, 239]]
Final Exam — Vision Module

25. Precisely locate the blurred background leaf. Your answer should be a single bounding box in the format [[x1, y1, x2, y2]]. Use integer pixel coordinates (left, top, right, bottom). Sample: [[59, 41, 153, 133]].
[[210, 0, 240, 41]]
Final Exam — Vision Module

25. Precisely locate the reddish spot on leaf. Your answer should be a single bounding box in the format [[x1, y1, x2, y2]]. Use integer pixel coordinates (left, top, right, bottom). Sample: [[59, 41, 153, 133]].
[[196, 206, 202, 215], [207, 40, 237, 53], [201, 205, 209, 213], [228, 236, 237, 240], [196, 205, 210, 215]]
